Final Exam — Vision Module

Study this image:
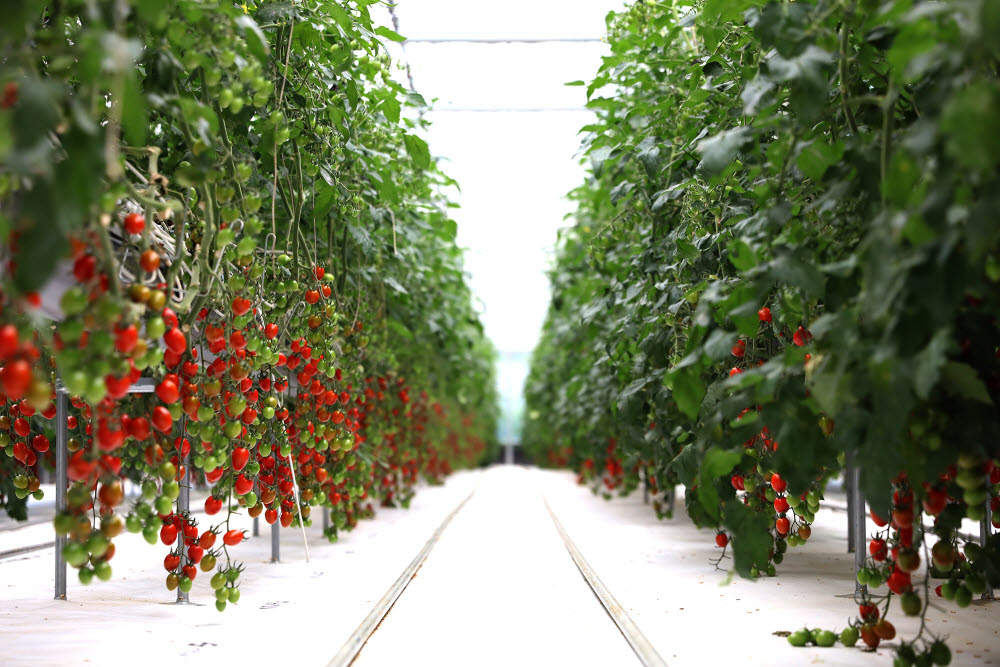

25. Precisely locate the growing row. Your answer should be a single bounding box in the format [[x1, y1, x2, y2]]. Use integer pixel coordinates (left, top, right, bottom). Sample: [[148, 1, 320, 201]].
[[0, 0, 497, 609], [524, 0, 999, 662]]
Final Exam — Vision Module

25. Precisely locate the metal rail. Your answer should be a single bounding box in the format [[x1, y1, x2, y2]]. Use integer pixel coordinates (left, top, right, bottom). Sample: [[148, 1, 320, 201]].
[[327, 486, 477, 667], [1, 541, 55, 560], [544, 498, 668, 667]]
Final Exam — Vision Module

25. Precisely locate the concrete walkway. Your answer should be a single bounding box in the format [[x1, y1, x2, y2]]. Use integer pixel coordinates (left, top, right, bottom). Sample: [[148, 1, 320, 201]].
[[354, 465, 637, 666], [1, 466, 996, 666]]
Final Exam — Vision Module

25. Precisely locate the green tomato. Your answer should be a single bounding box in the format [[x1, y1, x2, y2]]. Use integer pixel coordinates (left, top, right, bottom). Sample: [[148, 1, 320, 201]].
[[210, 572, 227, 590], [162, 481, 180, 501], [62, 542, 90, 568], [965, 573, 986, 594], [142, 523, 159, 545], [78, 567, 95, 585], [85, 533, 109, 558], [787, 630, 809, 647], [155, 495, 173, 515], [125, 514, 143, 533], [215, 599, 227, 612], [93, 560, 113, 582], [228, 587, 241, 603], [954, 585, 972, 608], [60, 287, 88, 316], [147, 317, 166, 340], [814, 630, 836, 647], [840, 627, 859, 647]]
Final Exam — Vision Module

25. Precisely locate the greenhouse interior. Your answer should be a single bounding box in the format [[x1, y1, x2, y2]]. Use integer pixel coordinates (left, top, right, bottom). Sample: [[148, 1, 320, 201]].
[[0, 0, 998, 665]]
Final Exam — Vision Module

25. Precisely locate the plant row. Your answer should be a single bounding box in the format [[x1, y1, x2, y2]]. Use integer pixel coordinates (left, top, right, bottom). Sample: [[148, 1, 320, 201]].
[[0, 0, 498, 610], [523, 0, 999, 662]]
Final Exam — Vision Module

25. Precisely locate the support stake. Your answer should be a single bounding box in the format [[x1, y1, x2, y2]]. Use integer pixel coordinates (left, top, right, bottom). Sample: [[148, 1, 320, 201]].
[[848, 454, 866, 595], [846, 460, 855, 554], [271, 520, 280, 563], [176, 415, 190, 604], [983, 472, 995, 600], [54, 388, 68, 601]]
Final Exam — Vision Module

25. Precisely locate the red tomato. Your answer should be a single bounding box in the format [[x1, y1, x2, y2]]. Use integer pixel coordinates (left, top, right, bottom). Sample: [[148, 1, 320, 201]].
[[231, 447, 250, 471], [124, 213, 145, 235], [163, 327, 187, 354], [204, 497, 222, 515], [151, 406, 173, 432], [160, 524, 178, 546], [140, 249, 161, 272], [222, 529, 245, 546]]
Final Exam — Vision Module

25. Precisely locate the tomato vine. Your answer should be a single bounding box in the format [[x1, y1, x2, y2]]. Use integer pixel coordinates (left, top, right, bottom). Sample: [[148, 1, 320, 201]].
[[0, 0, 498, 609], [524, 0, 999, 661]]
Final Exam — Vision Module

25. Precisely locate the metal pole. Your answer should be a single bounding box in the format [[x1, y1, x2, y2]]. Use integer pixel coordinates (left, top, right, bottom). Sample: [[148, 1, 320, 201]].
[[642, 467, 649, 505], [271, 520, 280, 563], [322, 506, 329, 532], [846, 456, 855, 553], [54, 389, 68, 600], [176, 415, 189, 603], [253, 515, 260, 537], [983, 473, 995, 600], [850, 460, 867, 595]]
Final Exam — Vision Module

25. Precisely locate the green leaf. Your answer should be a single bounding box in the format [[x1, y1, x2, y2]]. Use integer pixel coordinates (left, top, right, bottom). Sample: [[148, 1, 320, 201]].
[[940, 362, 993, 404], [723, 501, 772, 577], [671, 367, 704, 419], [404, 134, 430, 170], [696, 447, 741, 522], [121, 72, 147, 146], [939, 82, 1000, 171], [676, 238, 700, 260], [635, 137, 661, 178], [727, 239, 757, 271], [796, 140, 843, 181], [379, 93, 401, 123], [236, 15, 271, 62], [767, 247, 824, 298], [589, 145, 614, 178], [698, 127, 752, 175], [313, 181, 338, 222], [375, 26, 407, 42], [913, 329, 951, 399]]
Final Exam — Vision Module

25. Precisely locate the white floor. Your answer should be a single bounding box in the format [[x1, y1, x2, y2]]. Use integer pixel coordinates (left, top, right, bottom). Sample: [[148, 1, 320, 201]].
[[353, 466, 637, 666], [1, 466, 996, 666]]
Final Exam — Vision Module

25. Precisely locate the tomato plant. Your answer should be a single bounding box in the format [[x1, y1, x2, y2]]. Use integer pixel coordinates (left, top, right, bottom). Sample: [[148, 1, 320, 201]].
[[0, 0, 498, 610], [524, 0, 999, 661]]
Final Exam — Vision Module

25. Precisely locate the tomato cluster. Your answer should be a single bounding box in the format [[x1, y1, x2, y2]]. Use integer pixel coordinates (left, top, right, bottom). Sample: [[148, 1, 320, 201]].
[[0, 0, 497, 610]]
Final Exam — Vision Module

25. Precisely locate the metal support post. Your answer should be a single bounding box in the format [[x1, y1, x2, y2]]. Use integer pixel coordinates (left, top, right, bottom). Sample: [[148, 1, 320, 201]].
[[54, 389, 68, 600], [849, 459, 867, 595], [322, 506, 329, 532], [176, 415, 190, 603], [271, 520, 280, 563], [504, 444, 513, 465], [642, 467, 649, 505], [845, 457, 855, 553], [983, 473, 995, 600], [253, 516, 260, 537]]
